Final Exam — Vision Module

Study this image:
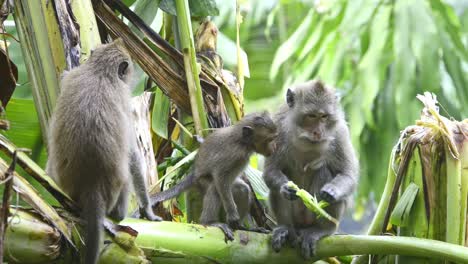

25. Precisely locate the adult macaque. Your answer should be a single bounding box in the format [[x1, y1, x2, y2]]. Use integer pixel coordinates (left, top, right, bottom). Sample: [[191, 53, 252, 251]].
[[47, 39, 161, 264], [263, 80, 359, 259]]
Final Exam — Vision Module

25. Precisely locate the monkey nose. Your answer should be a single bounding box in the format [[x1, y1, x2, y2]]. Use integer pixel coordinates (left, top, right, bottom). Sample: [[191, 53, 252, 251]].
[[312, 131, 322, 139]]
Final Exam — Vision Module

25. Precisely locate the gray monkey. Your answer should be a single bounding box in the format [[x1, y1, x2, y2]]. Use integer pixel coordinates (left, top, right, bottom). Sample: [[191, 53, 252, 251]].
[[263, 80, 359, 259], [46, 39, 161, 264], [151, 112, 277, 240]]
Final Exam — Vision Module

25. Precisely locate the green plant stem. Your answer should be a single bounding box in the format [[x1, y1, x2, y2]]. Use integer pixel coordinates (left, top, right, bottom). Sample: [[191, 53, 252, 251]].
[[13, 0, 66, 138], [459, 134, 468, 245], [71, 0, 101, 61], [365, 148, 397, 235], [121, 219, 468, 263], [446, 144, 462, 245], [352, 149, 397, 264], [174, 0, 209, 136]]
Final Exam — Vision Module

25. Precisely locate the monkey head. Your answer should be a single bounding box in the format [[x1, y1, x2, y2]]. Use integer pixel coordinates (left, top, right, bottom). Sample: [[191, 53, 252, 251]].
[[286, 80, 343, 150], [240, 111, 278, 157], [87, 38, 135, 86]]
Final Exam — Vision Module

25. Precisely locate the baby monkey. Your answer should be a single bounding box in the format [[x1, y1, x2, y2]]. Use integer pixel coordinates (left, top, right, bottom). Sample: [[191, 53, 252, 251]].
[[151, 112, 277, 239], [47, 39, 161, 264]]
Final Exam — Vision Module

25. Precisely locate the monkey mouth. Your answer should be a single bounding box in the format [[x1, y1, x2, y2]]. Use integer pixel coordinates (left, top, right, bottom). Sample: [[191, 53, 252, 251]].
[[299, 136, 324, 144]]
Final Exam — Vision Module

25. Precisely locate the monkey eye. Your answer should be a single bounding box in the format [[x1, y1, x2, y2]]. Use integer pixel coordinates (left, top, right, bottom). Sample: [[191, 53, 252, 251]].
[[321, 114, 329, 120], [118, 61, 129, 80]]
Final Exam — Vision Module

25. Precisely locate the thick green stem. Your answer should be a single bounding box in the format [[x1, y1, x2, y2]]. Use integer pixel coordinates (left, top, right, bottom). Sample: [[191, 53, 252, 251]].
[[446, 144, 462, 245], [121, 219, 468, 264], [365, 148, 397, 235], [71, 0, 101, 60], [174, 0, 209, 136], [460, 135, 468, 245], [352, 149, 397, 264]]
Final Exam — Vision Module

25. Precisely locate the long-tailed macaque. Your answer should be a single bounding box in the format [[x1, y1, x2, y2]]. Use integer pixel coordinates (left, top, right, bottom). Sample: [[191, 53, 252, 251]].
[[47, 39, 161, 264], [151, 112, 277, 239], [263, 80, 359, 259]]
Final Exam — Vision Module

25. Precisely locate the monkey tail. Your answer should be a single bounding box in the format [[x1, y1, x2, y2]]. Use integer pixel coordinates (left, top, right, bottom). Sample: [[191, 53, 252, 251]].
[[151, 173, 196, 205], [83, 193, 105, 264]]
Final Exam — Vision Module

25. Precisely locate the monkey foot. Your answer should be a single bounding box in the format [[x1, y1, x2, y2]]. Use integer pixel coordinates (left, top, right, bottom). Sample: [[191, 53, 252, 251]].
[[271, 226, 290, 252], [210, 223, 235, 242], [300, 234, 319, 260], [139, 207, 163, 221]]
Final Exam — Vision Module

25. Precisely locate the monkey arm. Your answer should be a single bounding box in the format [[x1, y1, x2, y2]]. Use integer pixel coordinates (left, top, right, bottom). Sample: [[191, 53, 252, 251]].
[[322, 128, 359, 203], [263, 157, 289, 190], [130, 147, 162, 221]]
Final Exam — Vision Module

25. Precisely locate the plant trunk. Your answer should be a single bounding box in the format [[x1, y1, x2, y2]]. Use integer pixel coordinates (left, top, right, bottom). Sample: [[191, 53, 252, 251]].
[[4, 212, 468, 264]]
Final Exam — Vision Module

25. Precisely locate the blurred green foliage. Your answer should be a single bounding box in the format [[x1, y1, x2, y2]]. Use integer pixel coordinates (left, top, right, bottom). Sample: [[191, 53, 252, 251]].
[[249, 0, 468, 205]]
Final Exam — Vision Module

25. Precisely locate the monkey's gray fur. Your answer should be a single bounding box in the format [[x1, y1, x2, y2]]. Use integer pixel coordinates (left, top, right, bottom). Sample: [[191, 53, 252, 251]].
[[151, 112, 277, 239], [263, 80, 359, 259], [46, 39, 161, 264]]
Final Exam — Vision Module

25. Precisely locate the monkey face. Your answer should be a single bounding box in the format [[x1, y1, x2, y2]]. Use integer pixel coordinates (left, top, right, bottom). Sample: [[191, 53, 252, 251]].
[[241, 112, 278, 157], [297, 109, 338, 143], [253, 128, 278, 157], [287, 80, 341, 149]]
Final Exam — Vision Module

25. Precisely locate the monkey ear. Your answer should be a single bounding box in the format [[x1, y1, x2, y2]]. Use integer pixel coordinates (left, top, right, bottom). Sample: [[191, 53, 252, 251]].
[[314, 80, 326, 92], [242, 126, 254, 144], [261, 110, 271, 120], [286, 89, 295, 108], [118, 61, 129, 80]]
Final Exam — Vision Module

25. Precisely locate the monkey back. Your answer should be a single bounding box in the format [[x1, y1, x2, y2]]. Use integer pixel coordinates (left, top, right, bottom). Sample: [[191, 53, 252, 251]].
[[47, 40, 135, 210]]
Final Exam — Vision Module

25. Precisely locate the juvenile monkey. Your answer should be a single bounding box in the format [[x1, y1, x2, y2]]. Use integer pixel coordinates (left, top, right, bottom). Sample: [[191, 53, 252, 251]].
[[46, 39, 161, 264], [151, 112, 277, 239], [263, 80, 358, 259]]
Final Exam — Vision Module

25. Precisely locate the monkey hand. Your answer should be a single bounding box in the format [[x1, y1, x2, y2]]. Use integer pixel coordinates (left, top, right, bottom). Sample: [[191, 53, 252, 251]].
[[280, 183, 299, 200], [320, 183, 339, 203], [139, 206, 163, 221], [300, 231, 320, 260]]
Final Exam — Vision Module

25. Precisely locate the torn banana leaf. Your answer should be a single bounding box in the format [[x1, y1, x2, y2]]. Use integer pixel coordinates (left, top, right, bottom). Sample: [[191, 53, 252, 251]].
[[390, 183, 419, 227]]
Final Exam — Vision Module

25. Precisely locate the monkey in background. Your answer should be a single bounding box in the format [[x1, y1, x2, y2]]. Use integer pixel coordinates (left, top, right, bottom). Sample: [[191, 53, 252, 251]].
[[151, 112, 277, 240], [263, 80, 358, 259], [46, 39, 161, 264]]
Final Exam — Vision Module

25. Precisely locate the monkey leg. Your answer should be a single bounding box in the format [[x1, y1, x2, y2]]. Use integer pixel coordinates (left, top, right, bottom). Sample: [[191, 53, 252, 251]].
[[200, 184, 235, 242], [130, 149, 162, 221], [297, 201, 345, 260], [231, 180, 269, 234], [108, 184, 130, 222], [200, 184, 221, 224], [232, 179, 251, 220], [213, 174, 240, 228], [269, 190, 297, 251]]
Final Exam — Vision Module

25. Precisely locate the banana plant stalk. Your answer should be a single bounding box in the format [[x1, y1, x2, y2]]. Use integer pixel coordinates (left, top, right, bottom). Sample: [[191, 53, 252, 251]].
[[12, 0, 66, 137], [174, 0, 209, 136]]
